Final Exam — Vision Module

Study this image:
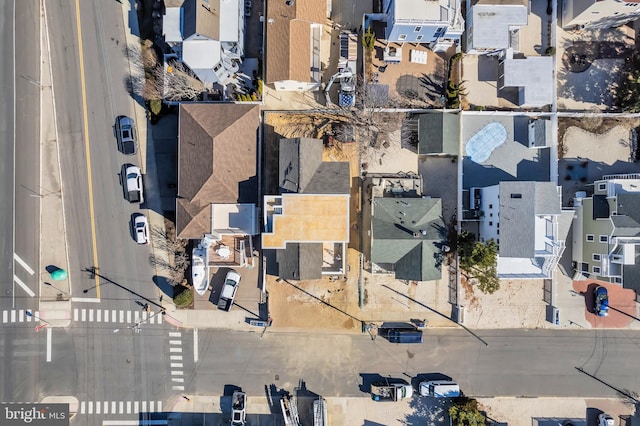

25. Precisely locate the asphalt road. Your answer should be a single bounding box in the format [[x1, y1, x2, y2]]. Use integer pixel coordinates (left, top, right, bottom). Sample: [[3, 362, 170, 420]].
[[183, 328, 640, 399], [0, 0, 41, 313]]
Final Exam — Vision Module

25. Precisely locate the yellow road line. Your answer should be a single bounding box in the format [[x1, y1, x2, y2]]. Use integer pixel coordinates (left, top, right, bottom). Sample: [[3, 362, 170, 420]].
[[74, 0, 100, 299]]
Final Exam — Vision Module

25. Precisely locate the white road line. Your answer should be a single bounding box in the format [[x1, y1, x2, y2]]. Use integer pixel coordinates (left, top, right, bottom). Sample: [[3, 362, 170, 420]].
[[169, 332, 181, 337], [11, 310, 16, 323], [150, 401, 155, 412], [171, 378, 184, 383], [141, 401, 147, 413], [157, 401, 162, 412], [81, 309, 86, 321], [13, 275, 35, 297], [170, 371, 183, 376], [126, 401, 131, 414], [46, 327, 52, 362], [104, 310, 109, 322], [157, 313, 163, 324], [88, 401, 93, 414], [134, 401, 139, 414], [126, 311, 131, 323], [96, 309, 102, 322], [119, 401, 123, 414], [2, 311, 7, 323], [25, 311, 31, 322], [13, 254, 34, 275], [141, 311, 146, 322], [89, 309, 94, 322], [170, 363, 183, 368], [70, 297, 100, 303], [172, 385, 184, 391], [119, 310, 124, 323], [169, 340, 181, 345], [104, 401, 108, 414], [73, 308, 78, 322], [170, 355, 182, 360], [80, 401, 85, 414], [96, 400, 100, 414], [111, 401, 116, 414], [169, 347, 182, 353], [18, 310, 24, 322], [112, 310, 117, 322], [134, 311, 140, 323], [193, 328, 199, 362]]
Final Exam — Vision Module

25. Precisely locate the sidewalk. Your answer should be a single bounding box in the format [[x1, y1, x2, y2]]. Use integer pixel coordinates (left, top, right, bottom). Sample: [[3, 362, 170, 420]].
[[38, 0, 71, 327], [164, 394, 638, 426]]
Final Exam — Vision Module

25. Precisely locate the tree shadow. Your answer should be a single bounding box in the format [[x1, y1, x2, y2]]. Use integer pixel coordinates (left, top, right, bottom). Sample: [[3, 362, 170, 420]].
[[152, 275, 174, 298]]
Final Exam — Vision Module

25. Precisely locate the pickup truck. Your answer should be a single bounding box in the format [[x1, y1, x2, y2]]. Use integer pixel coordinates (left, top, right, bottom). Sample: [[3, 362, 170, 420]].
[[370, 382, 413, 402], [217, 270, 241, 311], [122, 165, 144, 204]]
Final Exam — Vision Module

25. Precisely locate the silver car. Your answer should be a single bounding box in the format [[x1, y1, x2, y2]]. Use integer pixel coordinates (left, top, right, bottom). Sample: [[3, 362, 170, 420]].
[[115, 115, 137, 155]]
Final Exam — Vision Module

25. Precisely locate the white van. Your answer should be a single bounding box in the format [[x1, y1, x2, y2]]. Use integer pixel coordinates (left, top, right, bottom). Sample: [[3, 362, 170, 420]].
[[419, 380, 461, 398]]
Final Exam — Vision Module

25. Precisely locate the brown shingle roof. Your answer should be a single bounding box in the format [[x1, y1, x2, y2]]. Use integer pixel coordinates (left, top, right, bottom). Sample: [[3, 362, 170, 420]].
[[177, 103, 259, 239], [265, 0, 326, 84], [182, 0, 221, 40]]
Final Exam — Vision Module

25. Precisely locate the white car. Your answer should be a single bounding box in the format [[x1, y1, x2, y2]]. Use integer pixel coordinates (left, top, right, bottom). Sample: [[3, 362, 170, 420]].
[[133, 215, 149, 245], [123, 165, 144, 204], [598, 414, 615, 426]]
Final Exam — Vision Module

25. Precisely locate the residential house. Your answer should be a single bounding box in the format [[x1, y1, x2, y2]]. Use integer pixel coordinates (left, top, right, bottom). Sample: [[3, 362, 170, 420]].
[[572, 174, 640, 293], [498, 48, 554, 108], [562, 0, 640, 29], [472, 181, 572, 279], [416, 111, 460, 155], [263, 138, 350, 280], [265, 0, 325, 91], [369, 175, 446, 281], [465, 0, 528, 53], [163, 0, 245, 87], [176, 103, 259, 267], [381, 0, 464, 52]]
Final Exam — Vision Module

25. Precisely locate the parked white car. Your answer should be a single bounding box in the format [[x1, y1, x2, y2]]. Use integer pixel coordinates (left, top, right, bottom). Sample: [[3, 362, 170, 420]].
[[598, 413, 615, 426], [133, 214, 149, 245]]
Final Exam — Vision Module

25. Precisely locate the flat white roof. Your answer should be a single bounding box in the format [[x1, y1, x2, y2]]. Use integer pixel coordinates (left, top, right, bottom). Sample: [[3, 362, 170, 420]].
[[395, 0, 441, 20], [211, 203, 257, 235], [163, 7, 182, 42], [502, 55, 554, 107], [497, 256, 543, 276], [219, 0, 240, 42], [471, 4, 528, 50], [183, 39, 221, 69]]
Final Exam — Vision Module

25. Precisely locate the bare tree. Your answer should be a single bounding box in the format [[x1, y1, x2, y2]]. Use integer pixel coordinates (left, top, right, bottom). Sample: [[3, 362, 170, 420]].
[[124, 41, 204, 101]]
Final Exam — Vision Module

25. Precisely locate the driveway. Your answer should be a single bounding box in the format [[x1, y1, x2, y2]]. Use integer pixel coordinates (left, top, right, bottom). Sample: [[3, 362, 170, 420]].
[[572, 280, 638, 328]]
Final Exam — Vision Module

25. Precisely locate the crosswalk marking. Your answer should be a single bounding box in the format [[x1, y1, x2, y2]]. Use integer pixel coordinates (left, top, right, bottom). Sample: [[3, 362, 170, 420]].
[[157, 313, 163, 324], [73, 309, 78, 322], [169, 340, 181, 345], [170, 363, 183, 368], [104, 310, 109, 322], [112, 310, 117, 323], [126, 311, 131, 323], [53, 309, 164, 325], [172, 378, 184, 383], [11, 310, 16, 322], [169, 347, 182, 353], [169, 332, 181, 337], [2, 311, 7, 323], [170, 355, 182, 361], [18, 310, 24, 322], [135, 311, 140, 323], [81, 309, 86, 322], [89, 309, 94, 322], [172, 385, 185, 391], [170, 371, 183, 376], [96, 309, 102, 322], [77, 401, 163, 416]]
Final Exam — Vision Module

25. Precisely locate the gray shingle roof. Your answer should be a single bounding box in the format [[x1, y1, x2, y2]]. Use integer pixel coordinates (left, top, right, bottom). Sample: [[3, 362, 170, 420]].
[[418, 112, 460, 155], [276, 243, 323, 280], [279, 138, 350, 194], [498, 181, 560, 258], [371, 197, 445, 281]]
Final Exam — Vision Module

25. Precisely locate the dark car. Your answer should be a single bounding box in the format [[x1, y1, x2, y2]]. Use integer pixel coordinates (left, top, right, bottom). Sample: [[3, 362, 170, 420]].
[[594, 286, 609, 317], [115, 115, 137, 155], [386, 329, 423, 344]]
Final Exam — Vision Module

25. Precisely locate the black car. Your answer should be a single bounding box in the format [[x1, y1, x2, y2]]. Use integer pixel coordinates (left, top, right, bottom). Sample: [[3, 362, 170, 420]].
[[115, 115, 137, 155]]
